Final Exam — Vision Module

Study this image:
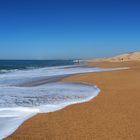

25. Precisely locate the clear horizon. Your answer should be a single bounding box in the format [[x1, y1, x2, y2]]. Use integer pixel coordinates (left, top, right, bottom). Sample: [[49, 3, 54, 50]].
[[0, 0, 140, 60]]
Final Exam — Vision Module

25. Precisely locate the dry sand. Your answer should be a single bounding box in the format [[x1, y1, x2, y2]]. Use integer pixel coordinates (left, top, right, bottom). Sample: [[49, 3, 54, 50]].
[[6, 61, 140, 140]]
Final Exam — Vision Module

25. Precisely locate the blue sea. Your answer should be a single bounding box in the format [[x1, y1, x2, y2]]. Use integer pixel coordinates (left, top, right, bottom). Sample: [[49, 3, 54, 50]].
[[0, 60, 75, 73]]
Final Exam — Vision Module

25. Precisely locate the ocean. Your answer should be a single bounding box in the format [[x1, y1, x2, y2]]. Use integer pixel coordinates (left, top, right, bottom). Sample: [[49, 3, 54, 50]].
[[0, 60, 75, 73], [0, 60, 127, 139]]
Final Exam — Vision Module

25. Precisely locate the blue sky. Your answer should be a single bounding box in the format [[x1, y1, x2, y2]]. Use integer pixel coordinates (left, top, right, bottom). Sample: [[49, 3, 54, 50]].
[[0, 0, 140, 59]]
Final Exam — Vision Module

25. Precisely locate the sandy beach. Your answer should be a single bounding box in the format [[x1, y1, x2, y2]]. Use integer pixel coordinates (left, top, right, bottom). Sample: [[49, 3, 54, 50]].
[[6, 61, 140, 140]]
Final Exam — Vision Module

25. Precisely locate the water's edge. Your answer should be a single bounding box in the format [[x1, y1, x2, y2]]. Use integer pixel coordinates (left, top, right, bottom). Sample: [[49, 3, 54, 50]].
[[1, 82, 100, 140], [0, 66, 129, 139]]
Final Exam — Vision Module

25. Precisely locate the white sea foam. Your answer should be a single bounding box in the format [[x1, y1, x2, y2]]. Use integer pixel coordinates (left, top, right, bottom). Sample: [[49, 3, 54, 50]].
[[0, 65, 128, 139], [0, 65, 128, 86]]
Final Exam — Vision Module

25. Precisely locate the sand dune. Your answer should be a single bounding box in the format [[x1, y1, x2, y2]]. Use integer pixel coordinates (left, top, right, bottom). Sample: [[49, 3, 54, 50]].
[[90, 51, 140, 62], [106, 52, 140, 62]]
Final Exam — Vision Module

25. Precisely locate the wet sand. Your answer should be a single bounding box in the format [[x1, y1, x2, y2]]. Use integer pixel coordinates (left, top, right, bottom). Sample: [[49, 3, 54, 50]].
[[17, 75, 67, 87], [6, 61, 140, 140]]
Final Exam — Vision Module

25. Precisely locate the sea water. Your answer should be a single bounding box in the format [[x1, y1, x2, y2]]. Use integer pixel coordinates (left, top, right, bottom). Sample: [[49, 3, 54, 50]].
[[0, 60, 128, 139]]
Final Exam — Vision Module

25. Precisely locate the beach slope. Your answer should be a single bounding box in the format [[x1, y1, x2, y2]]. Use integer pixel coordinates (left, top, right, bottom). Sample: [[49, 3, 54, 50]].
[[6, 61, 140, 140]]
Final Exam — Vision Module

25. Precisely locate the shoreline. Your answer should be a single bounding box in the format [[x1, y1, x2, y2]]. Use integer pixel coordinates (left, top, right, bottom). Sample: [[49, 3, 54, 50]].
[[6, 61, 140, 140]]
